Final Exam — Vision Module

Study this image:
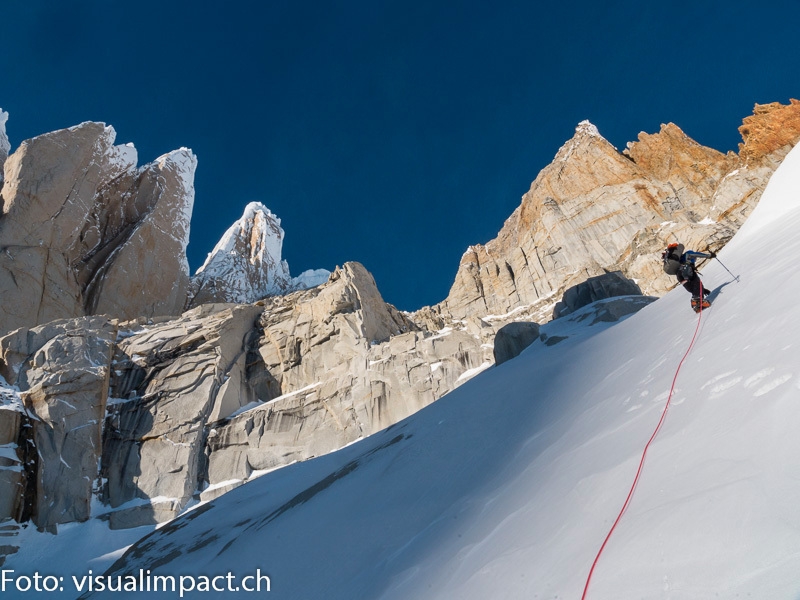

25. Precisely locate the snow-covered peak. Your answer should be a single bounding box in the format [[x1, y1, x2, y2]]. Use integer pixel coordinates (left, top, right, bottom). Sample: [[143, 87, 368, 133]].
[[575, 119, 601, 138], [0, 108, 9, 153], [0, 108, 10, 181], [197, 202, 285, 275], [554, 119, 614, 163], [191, 202, 329, 305]]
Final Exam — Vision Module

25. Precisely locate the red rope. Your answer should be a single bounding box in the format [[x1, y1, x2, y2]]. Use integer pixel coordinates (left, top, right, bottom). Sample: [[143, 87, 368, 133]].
[[581, 288, 705, 598]]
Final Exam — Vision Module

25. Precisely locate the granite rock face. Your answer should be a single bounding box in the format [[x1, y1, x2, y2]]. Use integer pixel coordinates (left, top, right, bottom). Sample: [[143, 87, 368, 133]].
[[78, 262, 490, 519], [433, 101, 800, 328], [100, 303, 263, 529], [202, 261, 490, 498], [0, 122, 195, 336], [553, 271, 642, 319], [81, 149, 196, 320], [0, 317, 116, 531], [493, 322, 541, 366]]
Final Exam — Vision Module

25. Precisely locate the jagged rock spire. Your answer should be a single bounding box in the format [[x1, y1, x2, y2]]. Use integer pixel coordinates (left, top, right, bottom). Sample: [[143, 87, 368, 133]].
[[0, 121, 196, 335], [434, 103, 800, 324], [0, 108, 9, 181], [188, 202, 329, 307]]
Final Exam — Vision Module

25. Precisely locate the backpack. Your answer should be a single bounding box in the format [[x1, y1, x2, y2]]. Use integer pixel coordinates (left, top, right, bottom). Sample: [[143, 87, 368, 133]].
[[662, 243, 684, 275]]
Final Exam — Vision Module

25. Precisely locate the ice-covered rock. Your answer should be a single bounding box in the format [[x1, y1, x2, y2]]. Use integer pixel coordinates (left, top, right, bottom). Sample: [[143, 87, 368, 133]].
[[188, 202, 329, 307], [0, 108, 9, 181], [292, 268, 331, 290]]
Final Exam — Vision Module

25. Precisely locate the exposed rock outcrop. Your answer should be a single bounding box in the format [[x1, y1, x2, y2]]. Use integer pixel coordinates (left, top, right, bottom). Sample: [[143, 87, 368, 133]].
[[738, 99, 800, 163], [493, 322, 540, 366], [101, 303, 263, 529], [553, 271, 642, 319], [1, 102, 798, 539], [188, 202, 330, 307], [0, 317, 116, 531], [80, 149, 196, 319], [432, 101, 800, 328], [0, 122, 196, 336], [202, 261, 490, 499]]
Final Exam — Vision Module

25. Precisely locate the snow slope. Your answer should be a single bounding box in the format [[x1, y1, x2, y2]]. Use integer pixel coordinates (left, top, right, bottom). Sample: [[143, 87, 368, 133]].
[[6, 144, 799, 599], [63, 141, 800, 599]]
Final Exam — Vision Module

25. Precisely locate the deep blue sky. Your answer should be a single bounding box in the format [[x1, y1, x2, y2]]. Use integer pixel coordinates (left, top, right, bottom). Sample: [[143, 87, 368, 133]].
[[2, 1, 798, 310]]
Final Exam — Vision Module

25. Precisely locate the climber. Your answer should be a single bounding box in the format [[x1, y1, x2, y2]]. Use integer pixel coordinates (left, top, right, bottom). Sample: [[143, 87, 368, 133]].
[[661, 243, 716, 311]]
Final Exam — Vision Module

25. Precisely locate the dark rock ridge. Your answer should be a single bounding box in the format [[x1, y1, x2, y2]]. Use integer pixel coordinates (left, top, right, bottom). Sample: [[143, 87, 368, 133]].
[[553, 271, 642, 319], [493, 322, 541, 366]]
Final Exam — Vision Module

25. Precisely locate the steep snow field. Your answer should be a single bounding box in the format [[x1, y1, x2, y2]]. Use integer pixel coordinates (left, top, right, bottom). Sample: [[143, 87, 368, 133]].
[[6, 143, 800, 599], [65, 141, 800, 599]]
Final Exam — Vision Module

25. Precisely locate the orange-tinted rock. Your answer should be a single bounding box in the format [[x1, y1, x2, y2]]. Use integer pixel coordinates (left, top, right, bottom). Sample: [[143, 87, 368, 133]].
[[739, 99, 800, 162], [433, 104, 800, 326]]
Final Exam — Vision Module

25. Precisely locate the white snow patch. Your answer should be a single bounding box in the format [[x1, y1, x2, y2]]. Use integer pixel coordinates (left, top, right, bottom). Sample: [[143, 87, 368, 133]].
[[576, 119, 602, 138], [292, 268, 332, 290], [0, 107, 10, 163], [225, 383, 323, 420], [203, 478, 244, 493], [428, 327, 454, 341], [0, 444, 20, 462], [0, 374, 23, 413], [223, 400, 262, 419], [455, 361, 493, 383]]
